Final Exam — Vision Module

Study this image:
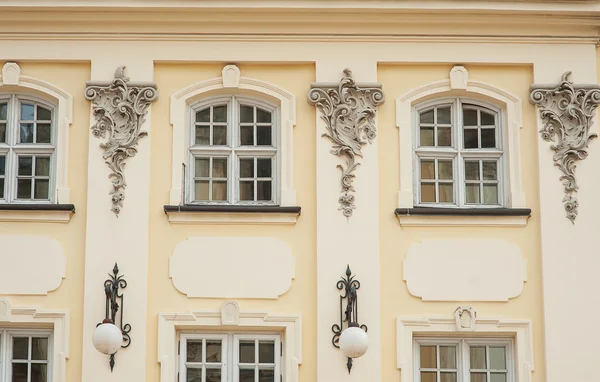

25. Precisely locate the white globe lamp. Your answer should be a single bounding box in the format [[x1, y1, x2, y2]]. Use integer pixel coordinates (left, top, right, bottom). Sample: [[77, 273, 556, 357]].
[[339, 323, 369, 359], [93, 320, 123, 355]]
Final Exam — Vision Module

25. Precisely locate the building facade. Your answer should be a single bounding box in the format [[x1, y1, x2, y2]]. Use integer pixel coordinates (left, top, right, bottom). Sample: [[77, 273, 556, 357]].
[[0, 1, 599, 382]]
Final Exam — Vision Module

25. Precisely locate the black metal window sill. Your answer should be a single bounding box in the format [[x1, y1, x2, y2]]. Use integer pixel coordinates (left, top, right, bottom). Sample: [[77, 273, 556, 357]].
[[0, 203, 76, 223], [394, 207, 531, 227], [394, 207, 531, 217], [164, 205, 302, 225]]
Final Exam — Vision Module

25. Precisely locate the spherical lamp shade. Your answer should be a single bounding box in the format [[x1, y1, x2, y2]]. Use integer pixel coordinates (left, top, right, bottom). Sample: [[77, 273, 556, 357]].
[[339, 325, 369, 359], [93, 323, 123, 355]]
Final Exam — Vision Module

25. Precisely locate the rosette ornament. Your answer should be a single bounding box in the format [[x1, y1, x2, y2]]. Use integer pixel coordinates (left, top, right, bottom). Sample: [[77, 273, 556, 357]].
[[308, 69, 384, 218], [85, 66, 158, 216], [530, 72, 600, 223]]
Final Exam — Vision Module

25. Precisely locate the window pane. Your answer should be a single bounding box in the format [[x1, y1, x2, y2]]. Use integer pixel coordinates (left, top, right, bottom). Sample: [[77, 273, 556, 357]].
[[0, 179, 4, 199], [19, 156, 33, 175], [239, 340, 255, 363], [0, 155, 5, 176], [421, 184, 435, 203], [438, 127, 451, 147], [420, 372, 437, 382], [240, 181, 254, 201], [483, 185, 498, 204], [34, 180, 49, 200], [257, 108, 271, 123], [13, 337, 28, 359], [196, 108, 210, 123], [441, 373, 457, 382], [483, 161, 497, 180], [463, 129, 478, 149], [213, 126, 227, 146], [481, 111, 495, 125], [420, 160, 434, 180], [21, 103, 35, 120], [481, 128, 496, 148], [259, 341, 275, 363], [20, 123, 34, 143], [240, 369, 255, 382], [36, 123, 52, 144], [438, 161, 453, 180], [471, 373, 487, 382], [256, 126, 272, 146], [240, 159, 254, 178], [470, 346, 486, 369], [440, 346, 456, 369], [489, 347, 506, 369], [257, 181, 272, 201], [186, 341, 203, 362], [463, 108, 478, 126], [206, 369, 222, 382], [195, 158, 209, 177], [212, 158, 227, 178], [420, 345, 436, 368], [490, 374, 507, 382], [195, 181, 209, 201], [258, 369, 275, 382], [206, 340, 222, 362], [437, 107, 451, 124], [195, 126, 210, 145], [240, 105, 254, 123], [465, 161, 480, 180], [30, 364, 47, 382], [36, 157, 51, 176], [37, 106, 51, 121], [31, 338, 47, 360], [0, 123, 5, 143], [240, 126, 253, 146], [12, 363, 28, 382], [439, 184, 453, 203], [212, 181, 227, 201], [420, 127, 434, 146], [257, 158, 271, 178], [0, 102, 6, 120], [466, 184, 480, 204], [420, 109, 434, 124], [186, 368, 202, 382], [213, 106, 227, 123], [17, 179, 32, 199]]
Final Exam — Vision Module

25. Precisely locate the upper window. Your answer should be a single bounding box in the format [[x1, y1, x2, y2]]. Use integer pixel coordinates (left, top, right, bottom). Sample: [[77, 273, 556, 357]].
[[415, 98, 504, 207], [0, 330, 52, 382], [179, 333, 281, 382], [0, 95, 55, 203], [188, 96, 278, 205], [415, 338, 513, 382]]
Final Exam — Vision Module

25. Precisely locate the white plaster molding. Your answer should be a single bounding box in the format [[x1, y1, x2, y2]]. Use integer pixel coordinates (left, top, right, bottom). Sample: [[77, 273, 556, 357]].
[[170, 237, 295, 299], [222, 64, 241, 88], [403, 240, 526, 301], [0, 235, 66, 295], [220, 301, 240, 326], [2, 62, 21, 85], [169, 66, 297, 206], [396, 314, 534, 382], [0, 298, 69, 382], [165, 210, 299, 225], [396, 75, 525, 210], [454, 306, 477, 332], [0, 209, 74, 223], [396, 214, 529, 227], [158, 301, 302, 382], [449, 65, 468, 90], [0, 297, 11, 321], [0, 67, 73, 204]]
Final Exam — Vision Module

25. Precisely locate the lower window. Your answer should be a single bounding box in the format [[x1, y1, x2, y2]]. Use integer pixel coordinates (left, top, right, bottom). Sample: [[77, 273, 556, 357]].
[[0, 330, 52, 382], [180, 333, 281, 382], [415, 338, 513, 382]]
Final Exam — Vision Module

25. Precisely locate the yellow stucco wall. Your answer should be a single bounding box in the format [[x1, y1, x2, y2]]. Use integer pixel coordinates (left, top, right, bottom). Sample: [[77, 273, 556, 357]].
[[378, 63, 546, 382]]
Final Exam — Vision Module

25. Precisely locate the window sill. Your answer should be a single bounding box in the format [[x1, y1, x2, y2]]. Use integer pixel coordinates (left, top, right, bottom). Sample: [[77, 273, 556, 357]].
[[164, 205, 301, 225], [394, 207, 531, 227], [0, 204, 75, 223]]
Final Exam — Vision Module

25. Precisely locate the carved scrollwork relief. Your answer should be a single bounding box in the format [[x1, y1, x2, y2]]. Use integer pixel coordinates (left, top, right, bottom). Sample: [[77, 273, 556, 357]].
[[85, 66, 158, 216], [308, 69, 384, 218], [530, 72, 600, 223]]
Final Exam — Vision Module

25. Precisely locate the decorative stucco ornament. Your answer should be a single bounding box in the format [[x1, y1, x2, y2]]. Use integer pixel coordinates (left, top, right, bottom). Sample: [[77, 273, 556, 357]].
[[308, 69, 384, 218], [85, 66, 158, 216], [530, 72, 600, 223]]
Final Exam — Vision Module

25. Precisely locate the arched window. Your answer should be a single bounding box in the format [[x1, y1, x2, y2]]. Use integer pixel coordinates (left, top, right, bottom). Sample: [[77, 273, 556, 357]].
[[0, 94, 56, 203], [187, 96, 279, 205], [414, 98, 504, 207]]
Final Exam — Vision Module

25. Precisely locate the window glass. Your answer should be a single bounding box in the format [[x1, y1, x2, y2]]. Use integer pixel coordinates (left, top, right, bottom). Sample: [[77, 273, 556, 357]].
[[10, 335, 50, 382]]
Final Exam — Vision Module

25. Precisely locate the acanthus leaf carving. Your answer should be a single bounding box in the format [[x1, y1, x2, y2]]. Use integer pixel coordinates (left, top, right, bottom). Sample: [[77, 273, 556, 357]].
[[308, 69, 384, 218], [530, 72, 600, 223], [85, 66, 158, 216]]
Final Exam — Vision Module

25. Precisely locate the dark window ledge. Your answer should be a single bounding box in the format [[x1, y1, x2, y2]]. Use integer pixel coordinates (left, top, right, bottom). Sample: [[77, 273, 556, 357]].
[[164, 205, 301, 225], [164, 205, 301, 214], [0, 203, 75, 212], [394, 207, 531, 217]]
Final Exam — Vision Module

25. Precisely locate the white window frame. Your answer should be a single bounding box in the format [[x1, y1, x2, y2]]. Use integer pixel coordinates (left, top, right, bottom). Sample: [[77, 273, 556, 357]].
[[0, 94, 57, 204], [187, 95, 280, 206], [413, 97, 506, 208], [413, 337, 515, 382], [178, 332, 281, 382], [1, 329, 53, 382]]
